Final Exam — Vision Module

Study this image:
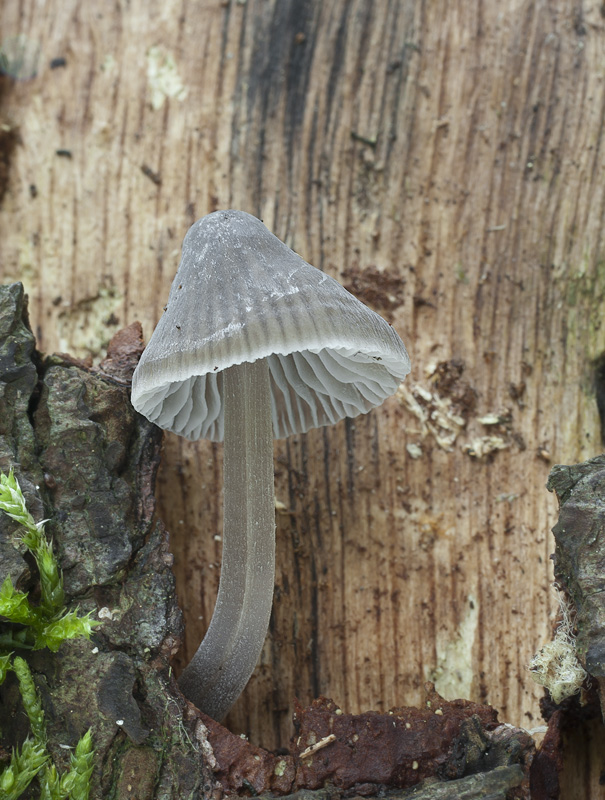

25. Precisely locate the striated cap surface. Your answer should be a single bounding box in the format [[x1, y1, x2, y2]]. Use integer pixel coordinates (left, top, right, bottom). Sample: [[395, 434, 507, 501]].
[[131, 210, 410, 441]]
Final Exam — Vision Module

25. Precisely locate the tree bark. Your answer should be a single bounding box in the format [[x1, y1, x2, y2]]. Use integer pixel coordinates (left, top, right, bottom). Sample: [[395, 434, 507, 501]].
[[1, 0, 605, 795], [0, 283, 215, 798]]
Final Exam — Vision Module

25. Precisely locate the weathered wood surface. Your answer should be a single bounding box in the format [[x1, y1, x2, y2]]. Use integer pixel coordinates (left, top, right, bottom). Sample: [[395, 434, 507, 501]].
[[1, 0, 604, 777], [0, 281, 538, 799]]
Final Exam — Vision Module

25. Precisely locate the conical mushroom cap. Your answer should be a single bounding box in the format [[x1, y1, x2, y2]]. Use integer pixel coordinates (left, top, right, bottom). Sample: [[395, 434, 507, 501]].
[[131, 210, 410, 441]]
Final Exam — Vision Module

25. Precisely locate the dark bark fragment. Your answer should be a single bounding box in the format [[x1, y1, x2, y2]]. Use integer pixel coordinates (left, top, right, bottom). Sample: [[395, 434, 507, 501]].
[[0, 282, 41, 588], [537, 455, 605, 796], [528, 709, 563, 800], [547, 456, 605, 686], [258, 765, 526, 799], [206, 689, 534, 798]]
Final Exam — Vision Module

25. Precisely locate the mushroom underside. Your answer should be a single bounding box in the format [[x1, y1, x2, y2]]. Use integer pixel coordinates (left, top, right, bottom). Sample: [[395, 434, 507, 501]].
[[136, 347, 402, 441]]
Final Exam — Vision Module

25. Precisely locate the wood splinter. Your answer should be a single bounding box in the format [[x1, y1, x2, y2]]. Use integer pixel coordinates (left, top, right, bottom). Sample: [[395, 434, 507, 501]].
[[299, 734, 337, 760]]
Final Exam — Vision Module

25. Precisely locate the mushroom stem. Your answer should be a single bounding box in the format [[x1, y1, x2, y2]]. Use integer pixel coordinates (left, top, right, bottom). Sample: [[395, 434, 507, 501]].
[[178, 358, 275, 720]]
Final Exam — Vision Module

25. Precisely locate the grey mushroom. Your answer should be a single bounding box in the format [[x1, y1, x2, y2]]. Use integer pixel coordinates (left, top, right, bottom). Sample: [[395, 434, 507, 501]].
[[131, 210, 410, 721]]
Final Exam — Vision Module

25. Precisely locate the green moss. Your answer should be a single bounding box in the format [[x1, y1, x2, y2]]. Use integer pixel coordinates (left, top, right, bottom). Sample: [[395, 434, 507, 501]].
[[0, 470, 98, 798], [558, 255, 605, 359]]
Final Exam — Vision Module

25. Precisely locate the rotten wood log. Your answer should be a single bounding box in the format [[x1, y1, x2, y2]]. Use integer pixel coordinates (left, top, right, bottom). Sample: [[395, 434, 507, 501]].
[[2, 1, 605, 792], [2, 2, 605, 759], [206, 690, 535, 798], [0, 281, 537, 798]]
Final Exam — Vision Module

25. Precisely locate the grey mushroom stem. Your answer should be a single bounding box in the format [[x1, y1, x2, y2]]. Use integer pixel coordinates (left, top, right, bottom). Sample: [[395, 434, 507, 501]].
[[178, 358, 275, 721]]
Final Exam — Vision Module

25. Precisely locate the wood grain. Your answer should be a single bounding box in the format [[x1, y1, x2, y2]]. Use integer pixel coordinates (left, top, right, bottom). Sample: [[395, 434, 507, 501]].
[[1, 1, 604, 774]]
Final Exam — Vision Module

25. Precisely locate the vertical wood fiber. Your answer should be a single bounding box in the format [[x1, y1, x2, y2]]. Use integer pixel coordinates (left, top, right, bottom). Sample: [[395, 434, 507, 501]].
[[1, 1, 604, 771]]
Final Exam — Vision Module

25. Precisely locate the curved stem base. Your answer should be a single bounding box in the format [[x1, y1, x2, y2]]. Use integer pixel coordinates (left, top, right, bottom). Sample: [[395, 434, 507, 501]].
[[178, 359, 275, 721]]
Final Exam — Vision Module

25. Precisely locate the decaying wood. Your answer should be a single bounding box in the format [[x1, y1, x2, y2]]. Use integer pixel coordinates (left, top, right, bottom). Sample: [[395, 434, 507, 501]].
[[204, 688, 535, 797], [1, 1, 605, 794], [0, 282, 537, 797]]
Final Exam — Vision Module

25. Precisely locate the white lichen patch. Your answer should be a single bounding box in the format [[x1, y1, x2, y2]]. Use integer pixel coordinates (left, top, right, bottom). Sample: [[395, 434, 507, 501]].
[[146, 47, 188, 110], [100, 54, 116, 75], [0, 34, 41, 80], [396, 383, 466, 451], [463, 435, 509, 459], [56, 280, 122, 360], [2, 236, 40, 299], [195, 720, 218, 769], [529, 591, 587, 705], [274, 759, 288, 777], [18, 235, 38, 284], [427, 595, 478, 700], [406, 442, 423, 459]]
